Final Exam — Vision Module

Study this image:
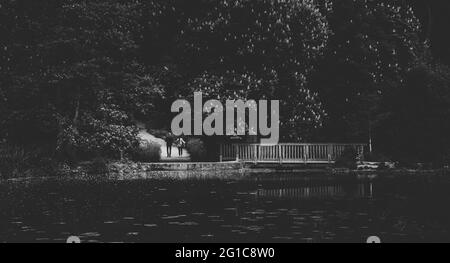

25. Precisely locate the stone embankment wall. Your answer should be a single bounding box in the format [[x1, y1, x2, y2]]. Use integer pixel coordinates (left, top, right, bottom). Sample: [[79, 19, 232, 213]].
[[106, 161, 245, 180]]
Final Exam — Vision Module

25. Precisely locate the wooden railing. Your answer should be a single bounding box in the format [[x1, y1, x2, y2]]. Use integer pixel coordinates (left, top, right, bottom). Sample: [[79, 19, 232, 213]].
[[220, 143, 365, 164]]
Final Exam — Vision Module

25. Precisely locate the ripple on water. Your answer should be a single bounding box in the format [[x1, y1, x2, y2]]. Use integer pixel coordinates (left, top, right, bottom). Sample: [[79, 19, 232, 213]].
[[36, 238, 51, 242], [250, 210, 265, 215], [272, 236, 294, 241], [241, 218, 258, 222], [300, 238, 315, 243], [312, 210, 326, 214], [192, 212, 205, 216], [244, 226, 263, 232], [81, 232, 100, 238], [161, 215, 187, 220], [86, 240, 101, 243], [357, 213, 369, 216], [104, 221, 119, 224], [169, 221, 199, 226]]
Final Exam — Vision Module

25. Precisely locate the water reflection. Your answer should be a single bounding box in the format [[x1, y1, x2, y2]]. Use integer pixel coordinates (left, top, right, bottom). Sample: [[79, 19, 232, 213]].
[[257, 183, 373, 200], [0, 174, 450, 243]]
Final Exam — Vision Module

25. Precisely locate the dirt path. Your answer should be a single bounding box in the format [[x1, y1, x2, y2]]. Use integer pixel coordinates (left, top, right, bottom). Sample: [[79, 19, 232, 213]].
[[137, 126, 190, 160]]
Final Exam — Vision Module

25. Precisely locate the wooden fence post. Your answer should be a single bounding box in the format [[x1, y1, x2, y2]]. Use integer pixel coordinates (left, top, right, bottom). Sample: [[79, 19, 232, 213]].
[[303, 145, 308, 164], [279, 145, 283, 164], [327, 144, 332, 164]]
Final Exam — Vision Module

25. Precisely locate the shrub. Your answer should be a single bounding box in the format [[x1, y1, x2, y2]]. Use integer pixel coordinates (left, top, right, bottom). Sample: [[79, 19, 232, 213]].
[[56, 113, 139, 161], [130, 141, 161, 163], [186, 138, 207, 162], [444, 153, 450, 167], [0, 144, 31, 178], [87, 157, 109, 175], [364, 152, 391, 162], [0, 144, 58, 178], [377, 162, 388, 170], [35, 157, 60, 177], [334, 147, 358, 169]]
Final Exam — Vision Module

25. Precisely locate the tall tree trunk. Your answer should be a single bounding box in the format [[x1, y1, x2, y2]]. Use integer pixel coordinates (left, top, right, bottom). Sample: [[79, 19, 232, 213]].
[[426, 3, 433, 42], [73, 86, 81, 126], [73, 96, 80, 125], [368, 120, 373, 153]]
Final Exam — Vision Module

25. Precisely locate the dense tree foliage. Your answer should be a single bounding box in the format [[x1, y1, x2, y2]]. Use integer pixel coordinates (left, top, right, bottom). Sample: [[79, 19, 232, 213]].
[[0, 0, 164, 159], [144, 0, 329, 141], [310, 0, 450, 163], [411, 0, 450, 65], [0, 0, 449, 164], [312, 0, 423, 142], [379, 62, 450, 163]]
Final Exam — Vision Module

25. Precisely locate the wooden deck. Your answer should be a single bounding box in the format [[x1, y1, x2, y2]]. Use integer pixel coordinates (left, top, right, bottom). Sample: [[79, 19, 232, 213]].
[[220, 143, 365, 164]]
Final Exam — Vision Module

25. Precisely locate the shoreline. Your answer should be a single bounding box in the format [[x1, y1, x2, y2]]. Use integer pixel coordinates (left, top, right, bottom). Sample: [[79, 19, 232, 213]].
[[1, 161, 449, 182]]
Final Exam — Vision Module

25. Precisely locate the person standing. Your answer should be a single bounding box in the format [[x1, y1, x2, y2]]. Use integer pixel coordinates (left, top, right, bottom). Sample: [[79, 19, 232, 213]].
[[175, 137, 186, 157], [165, 133, 174, 157]]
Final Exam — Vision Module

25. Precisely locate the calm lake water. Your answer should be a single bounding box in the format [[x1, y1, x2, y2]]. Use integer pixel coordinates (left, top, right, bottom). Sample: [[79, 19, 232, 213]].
[[1, 173, 450, 243]]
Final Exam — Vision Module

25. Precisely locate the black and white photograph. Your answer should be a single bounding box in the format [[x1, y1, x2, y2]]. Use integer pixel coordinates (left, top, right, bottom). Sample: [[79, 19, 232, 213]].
[[1, 0, 450, 248]]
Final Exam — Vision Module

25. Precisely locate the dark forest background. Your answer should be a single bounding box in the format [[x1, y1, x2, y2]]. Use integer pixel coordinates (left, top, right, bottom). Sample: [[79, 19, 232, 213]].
[[0, 0, 449, 168]]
